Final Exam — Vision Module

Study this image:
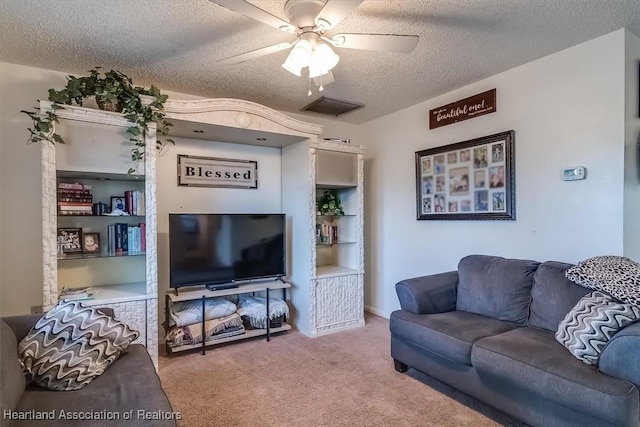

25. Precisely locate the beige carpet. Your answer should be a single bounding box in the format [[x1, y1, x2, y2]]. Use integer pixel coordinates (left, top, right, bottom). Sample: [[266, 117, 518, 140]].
[[159, 314, 525, 427]]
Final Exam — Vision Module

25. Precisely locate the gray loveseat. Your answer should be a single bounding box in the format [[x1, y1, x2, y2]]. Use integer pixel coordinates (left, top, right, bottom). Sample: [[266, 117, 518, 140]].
[[1, 311, 176, 427], [390, 255, 640, 427]]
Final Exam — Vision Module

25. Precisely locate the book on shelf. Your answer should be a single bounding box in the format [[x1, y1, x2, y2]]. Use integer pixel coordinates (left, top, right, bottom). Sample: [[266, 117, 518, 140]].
[[60, 286, 94, 301], [57, 183, 94, 214], [317, 224, 338, 244], [58, 183, 92, 191], [106, 223, 145, 254], [124, 190, 145, 216]]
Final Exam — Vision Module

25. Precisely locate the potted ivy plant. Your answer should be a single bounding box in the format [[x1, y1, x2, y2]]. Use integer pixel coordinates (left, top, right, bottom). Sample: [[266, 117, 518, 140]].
[[21, 67, 173, 174], [317, 190, 345, 216]]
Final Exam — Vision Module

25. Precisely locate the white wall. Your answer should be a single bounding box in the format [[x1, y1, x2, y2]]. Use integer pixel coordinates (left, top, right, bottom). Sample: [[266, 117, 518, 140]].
[[156, 137, 283, 309], [0, 63, 68, 316], [361, 29, 628, 317], [623, 31, 640, 260]]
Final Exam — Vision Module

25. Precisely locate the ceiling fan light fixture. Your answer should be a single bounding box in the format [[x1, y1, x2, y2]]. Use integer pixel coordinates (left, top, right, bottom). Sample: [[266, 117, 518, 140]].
[[282, 57, 302, 76], [308, 42, 339, 78], [289, 39, 313, 66]]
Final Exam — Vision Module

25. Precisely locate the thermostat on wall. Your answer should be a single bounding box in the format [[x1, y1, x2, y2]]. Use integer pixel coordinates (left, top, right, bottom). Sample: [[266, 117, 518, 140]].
[[562, 166, 586, 181]]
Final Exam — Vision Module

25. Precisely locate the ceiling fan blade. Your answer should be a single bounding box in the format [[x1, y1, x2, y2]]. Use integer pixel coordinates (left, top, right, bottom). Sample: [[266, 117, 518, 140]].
[[330, 33, 419, 53], [315, 0, 363, 30], [218, 42, 293, 65], [210, 0, 295, 33]]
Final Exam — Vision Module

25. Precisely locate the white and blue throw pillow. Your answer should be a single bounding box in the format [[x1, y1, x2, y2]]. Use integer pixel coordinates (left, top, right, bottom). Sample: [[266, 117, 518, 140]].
[[18, 301, 139, 391], [556, 291, 640, 365]]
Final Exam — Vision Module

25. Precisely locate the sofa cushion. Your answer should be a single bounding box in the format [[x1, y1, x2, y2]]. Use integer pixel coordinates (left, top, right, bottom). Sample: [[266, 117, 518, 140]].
[[390, 310, 518, 365], [555, 291, 640, 365], [18, 301, 139, 391], [472, 327, 638, 425], [15, 344, 177, 427], [565, 255, 640, 306], [456, 255, 540, 325], [528, 261, 590, 331], [0, 319, 25, 414]]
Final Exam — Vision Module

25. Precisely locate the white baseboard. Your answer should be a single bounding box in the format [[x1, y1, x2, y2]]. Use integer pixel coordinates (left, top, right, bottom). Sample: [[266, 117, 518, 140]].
[[364, 305, 387, 318], [316, 320, 365, 336]]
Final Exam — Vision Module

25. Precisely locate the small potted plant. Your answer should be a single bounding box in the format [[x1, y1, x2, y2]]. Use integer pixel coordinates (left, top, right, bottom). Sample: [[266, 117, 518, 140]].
[[21, 67, 173, 174], [317, 190, 345, 216]]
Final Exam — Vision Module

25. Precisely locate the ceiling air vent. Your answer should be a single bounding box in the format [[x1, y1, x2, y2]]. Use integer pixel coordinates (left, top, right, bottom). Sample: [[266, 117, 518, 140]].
[[301, 96, 364, 117]]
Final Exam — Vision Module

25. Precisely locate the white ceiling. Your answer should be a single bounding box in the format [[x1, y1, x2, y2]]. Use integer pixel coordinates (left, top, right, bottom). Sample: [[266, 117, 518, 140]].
[[1, 0, 639, 124]]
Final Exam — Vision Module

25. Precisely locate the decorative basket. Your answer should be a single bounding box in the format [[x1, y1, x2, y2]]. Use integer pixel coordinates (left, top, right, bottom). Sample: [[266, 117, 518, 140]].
[[96, 98, 124, 113], [241, 314, 285, 330]]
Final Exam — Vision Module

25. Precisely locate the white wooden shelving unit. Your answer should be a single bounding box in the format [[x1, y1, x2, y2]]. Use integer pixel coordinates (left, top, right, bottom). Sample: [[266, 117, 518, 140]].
[[40, 97, 365, 361], [40, 101, 159, 366]]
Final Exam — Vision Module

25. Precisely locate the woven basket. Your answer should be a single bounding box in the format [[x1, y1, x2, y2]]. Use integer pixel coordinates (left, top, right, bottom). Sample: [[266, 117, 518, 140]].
[[241, 314, 285, 330], [96, 99, 124, 113]]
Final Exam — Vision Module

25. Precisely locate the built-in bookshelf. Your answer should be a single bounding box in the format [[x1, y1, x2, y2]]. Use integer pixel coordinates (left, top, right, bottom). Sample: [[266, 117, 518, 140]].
[[282, 141, 365, 337], [41, 101, 158, 365]]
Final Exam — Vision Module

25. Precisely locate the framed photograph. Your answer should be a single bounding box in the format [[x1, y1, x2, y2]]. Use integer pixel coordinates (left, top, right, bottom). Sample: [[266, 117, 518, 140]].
[[415, 130, 515, 220], [57, 228, 83, 254], [111, 196, 126, 213], [82, 232, 101, 254]]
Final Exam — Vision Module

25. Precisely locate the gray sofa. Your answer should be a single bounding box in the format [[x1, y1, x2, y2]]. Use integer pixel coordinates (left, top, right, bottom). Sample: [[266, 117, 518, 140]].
[[1, 311, 176, 426], [390, 255, 640, 427]]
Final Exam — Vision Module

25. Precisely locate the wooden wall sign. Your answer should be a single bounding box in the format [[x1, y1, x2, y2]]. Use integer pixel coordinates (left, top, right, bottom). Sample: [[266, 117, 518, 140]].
[[429, 89, 497, 130], [178, 155, 258, 188]]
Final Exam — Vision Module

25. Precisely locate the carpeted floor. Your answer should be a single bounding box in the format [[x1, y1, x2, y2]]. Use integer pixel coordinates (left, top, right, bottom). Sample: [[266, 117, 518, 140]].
[[159, 314, 527, 427]]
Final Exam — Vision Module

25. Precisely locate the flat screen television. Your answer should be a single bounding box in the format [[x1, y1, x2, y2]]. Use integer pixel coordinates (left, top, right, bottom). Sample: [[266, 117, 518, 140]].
[[169, 213, 285, 290]]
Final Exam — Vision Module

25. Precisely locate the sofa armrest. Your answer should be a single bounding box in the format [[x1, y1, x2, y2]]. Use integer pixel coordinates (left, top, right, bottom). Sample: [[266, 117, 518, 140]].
[[599, 323, 640, 387], [2, 307, 115, 342], [2, 314, 43, 342], [395, 271, 458, 314]]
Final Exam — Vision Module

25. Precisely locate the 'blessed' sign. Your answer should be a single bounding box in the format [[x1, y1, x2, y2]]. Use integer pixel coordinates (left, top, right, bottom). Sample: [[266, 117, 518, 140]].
[[178, 155, 258, 188], [429, 89, 496, 130]]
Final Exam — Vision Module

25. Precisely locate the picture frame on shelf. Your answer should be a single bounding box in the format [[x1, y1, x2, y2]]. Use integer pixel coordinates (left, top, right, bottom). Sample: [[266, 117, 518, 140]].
[[57, 228, 83, 254], [111, 196, 126, 213], [82, 232, 101, 254], [415, 130, 515, 220]]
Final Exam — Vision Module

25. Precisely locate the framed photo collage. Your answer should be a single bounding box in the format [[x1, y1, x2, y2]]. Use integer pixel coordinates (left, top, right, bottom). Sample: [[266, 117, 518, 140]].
[[415, 130, 515, 220]]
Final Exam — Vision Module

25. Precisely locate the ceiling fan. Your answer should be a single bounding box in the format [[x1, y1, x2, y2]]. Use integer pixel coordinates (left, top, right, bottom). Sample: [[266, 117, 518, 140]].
[[210, 0, 419, 91]]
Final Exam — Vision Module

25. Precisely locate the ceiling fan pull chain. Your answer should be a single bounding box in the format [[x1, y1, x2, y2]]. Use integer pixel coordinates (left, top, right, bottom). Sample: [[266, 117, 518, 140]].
[[319, 73, 324, 92], [308, 78, 312, 96]]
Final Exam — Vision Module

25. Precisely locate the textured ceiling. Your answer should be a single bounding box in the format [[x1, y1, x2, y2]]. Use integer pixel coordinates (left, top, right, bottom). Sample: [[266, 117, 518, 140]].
[[1, 0, 639, 124]]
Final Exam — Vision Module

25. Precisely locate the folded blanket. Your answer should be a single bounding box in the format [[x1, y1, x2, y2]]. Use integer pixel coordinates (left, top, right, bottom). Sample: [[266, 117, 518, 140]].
[[237, 296, 289, 321], [170, 298, 237, 327], [166, 313, 244, 348]]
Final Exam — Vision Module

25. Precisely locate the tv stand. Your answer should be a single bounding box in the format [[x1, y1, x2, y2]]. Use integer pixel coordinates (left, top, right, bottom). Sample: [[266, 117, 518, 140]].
[[165, 278, 291, 355]]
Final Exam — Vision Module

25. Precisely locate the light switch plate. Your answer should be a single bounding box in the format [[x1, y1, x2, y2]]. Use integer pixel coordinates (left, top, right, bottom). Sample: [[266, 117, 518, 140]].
[[562, 166, 586, 181]]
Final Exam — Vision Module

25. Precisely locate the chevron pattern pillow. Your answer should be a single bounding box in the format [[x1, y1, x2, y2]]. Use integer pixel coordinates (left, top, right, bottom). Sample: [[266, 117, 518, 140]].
[[18, 301, 139, 391], [555, 291, 640, 365]]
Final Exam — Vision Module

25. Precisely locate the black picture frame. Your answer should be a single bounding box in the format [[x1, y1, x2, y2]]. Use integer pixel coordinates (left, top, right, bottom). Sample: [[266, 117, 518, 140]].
[[415, 130, 515, 220], [82, 232, 101, 254], [111, 196, 126, 213], [57, 228, 83, 253]]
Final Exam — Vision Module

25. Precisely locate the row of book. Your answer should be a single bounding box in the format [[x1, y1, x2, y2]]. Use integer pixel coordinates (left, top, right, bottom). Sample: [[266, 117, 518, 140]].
[[316, 224, 339, 244], [106, 223, 146, 254], [57, 182, 93, 216], [124, 190, 145, 216]]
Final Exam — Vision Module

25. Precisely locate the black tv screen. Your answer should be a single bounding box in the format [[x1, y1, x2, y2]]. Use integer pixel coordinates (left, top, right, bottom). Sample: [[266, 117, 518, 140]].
[[169, 213, 285, 289]]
